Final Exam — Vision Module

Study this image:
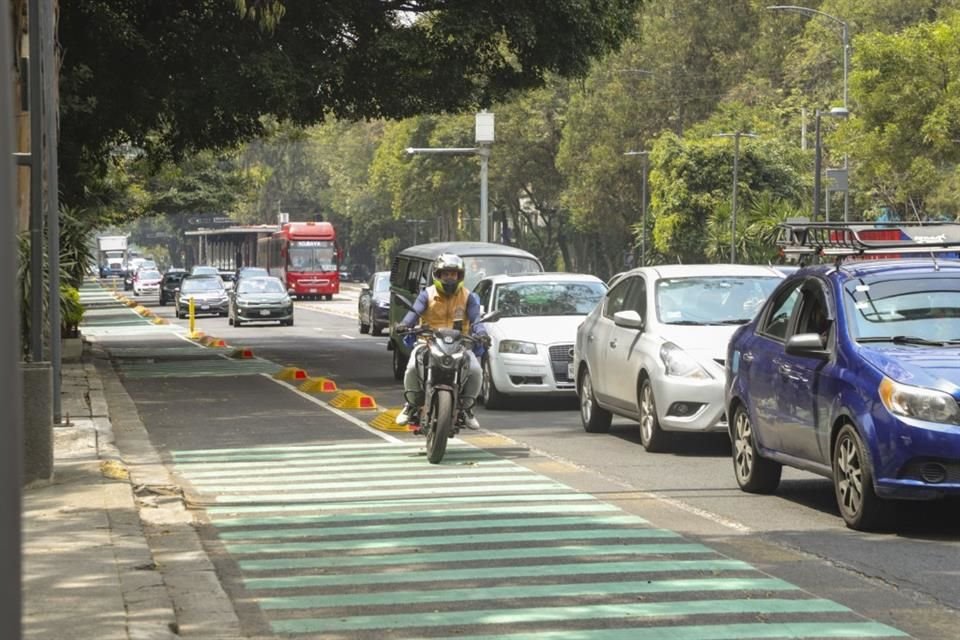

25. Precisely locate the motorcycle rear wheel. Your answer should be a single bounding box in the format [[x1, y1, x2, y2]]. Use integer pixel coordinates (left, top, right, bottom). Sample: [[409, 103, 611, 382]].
[[426, 390, 453, 464]]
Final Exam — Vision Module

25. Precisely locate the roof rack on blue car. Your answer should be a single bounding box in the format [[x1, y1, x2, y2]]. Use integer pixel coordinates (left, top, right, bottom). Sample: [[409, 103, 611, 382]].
[[776, 220, 960, 261]]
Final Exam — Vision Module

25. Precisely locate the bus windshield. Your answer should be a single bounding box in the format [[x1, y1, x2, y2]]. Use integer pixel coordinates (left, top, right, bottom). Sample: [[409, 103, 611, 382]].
[[288, 241, 337, 272], [463, 256, 542, 290]]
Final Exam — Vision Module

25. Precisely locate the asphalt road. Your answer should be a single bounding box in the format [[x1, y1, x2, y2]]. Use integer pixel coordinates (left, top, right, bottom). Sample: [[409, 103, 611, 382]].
[[86, 282, 960, 639]]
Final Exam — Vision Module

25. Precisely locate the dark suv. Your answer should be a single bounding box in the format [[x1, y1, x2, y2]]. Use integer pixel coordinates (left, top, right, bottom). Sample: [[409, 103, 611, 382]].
[[158, 269, 187, 306]]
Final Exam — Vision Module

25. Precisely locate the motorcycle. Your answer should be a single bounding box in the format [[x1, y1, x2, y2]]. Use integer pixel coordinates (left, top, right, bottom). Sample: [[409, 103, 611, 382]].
[[395, 296, 498, 463]]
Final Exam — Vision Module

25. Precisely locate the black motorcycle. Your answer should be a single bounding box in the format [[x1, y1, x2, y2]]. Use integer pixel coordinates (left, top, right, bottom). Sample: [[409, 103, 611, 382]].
[[396, 299, 497, 463]]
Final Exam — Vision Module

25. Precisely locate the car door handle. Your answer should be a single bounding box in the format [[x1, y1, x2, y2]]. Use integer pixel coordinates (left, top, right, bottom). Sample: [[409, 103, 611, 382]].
[[609, 339, 617, 348], [587, 334, 595, 342], [741, 352, 754, 363]]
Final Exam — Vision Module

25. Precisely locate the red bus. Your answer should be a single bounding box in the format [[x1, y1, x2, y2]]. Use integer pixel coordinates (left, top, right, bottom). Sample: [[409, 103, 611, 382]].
[[256, 221, 341, 300]]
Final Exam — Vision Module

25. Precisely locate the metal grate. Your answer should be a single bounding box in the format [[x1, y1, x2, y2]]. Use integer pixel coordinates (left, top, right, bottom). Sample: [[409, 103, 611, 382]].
[[549, 344, 574, 384]]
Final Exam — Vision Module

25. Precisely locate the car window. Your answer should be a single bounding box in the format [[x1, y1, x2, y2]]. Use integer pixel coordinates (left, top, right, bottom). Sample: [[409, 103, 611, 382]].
[[794, 284, 832, 341], [404, 261, 424, 293], [139, 270, 161, 280], [656, 276, 782, 325], [474, 281, 492, 310], [181, 278, 224, 293], [493, 281, 606, 317], [843, 275, 960, 342], [373, 274, 390, 293], [603, 277, 634, 320], [624, 276, 647, 320], [238, 279, 284, 294], [760, 282, 803, 340]]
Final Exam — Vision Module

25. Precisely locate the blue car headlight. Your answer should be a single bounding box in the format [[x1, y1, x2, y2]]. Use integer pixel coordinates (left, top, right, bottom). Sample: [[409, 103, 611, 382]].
[[879, 376, 960, 425], [499, 340, 537, 355], [659, 342, 712, 379]]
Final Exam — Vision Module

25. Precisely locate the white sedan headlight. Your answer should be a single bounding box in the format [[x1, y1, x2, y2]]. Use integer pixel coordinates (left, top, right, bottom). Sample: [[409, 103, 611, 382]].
[[659, 342, 712, 379], [499, 340, 538, 355], [879, 376, 960, 424]]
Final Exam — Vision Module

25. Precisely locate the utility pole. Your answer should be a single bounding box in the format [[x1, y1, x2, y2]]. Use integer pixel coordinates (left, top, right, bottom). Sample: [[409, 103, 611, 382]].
[[406, 111, 495, 242], [623, 151, 649, 266], [713, 132, 758, 263]]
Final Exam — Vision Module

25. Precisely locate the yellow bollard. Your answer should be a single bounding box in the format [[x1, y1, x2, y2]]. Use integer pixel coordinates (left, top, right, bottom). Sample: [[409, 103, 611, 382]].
[[189, 296, 195, 335]]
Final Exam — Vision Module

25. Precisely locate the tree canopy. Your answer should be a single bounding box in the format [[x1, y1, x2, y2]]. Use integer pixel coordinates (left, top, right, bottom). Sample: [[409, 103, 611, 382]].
[[59, 0, 643, 207]]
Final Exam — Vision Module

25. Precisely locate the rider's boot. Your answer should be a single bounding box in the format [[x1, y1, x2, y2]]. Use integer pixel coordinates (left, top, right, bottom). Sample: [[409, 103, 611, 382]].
[[395, 403, 419, 427]]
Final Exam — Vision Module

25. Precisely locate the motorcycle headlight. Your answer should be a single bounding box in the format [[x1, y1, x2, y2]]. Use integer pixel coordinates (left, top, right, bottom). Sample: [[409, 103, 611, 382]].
[[659, 342, 712, 379], [499, 340, 538, 355], [879, 377, 960, 424]]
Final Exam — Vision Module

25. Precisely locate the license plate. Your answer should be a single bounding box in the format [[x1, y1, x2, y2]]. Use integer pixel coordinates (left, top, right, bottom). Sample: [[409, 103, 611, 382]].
[[309, 288, 317, 293], [260, 310, 270, 316], [200, 304, 210, 310], [567, 363, 574, 380]]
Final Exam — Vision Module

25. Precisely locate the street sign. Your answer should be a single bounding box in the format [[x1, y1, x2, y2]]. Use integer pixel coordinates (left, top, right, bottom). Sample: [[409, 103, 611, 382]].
[[825, 168, 848, 192]]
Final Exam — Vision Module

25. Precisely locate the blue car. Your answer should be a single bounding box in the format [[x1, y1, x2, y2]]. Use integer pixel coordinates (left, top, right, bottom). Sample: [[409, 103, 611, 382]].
[[726, 257, 960, 530]]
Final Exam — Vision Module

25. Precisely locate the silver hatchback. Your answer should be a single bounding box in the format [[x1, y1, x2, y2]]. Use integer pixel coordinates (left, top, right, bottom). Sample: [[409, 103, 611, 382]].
[[573, 264, 783, 452]]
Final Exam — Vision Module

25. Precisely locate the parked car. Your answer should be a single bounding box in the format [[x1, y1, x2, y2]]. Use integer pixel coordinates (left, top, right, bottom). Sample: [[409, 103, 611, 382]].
[[573, 264, 784, 452], [727, 256, 960, 530], [174, 275, 229, 318], [159, 269, 187, 306], [358, 271, 391, 336], [474, 272, 607, 408], [132, 269, 162, 297], [229, 276, 294, 327]]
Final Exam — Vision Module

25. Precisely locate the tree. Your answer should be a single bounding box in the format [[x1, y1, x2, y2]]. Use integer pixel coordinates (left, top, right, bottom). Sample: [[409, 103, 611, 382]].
[[58, 0, 643, 211], [848, 9, 960, 218]]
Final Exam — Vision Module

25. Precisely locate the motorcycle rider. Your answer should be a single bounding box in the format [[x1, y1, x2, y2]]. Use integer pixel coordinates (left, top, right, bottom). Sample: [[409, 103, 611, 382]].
[[395, 253, 485, 429]]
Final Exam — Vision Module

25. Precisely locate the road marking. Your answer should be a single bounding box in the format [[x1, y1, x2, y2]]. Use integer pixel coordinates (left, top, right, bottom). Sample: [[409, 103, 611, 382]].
[[262, 374, 402, 443], [271, 599, 848, 634], [260, 577, 797, 610], [339, 334, 356, 339], [237, 542, 715, 572], [451, 623, 907, 640], [246, 559, 748, 590], [172, 442, 906, 639]]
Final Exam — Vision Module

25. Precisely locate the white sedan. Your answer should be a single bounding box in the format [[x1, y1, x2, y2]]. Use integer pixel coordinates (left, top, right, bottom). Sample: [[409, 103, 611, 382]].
[[572, 264, 784, 452], [473, 272, 607, 409]]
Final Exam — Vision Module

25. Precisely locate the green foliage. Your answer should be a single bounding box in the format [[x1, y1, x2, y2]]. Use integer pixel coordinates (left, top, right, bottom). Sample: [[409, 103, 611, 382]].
[[17, 232, 89, 358], [60, 286, 85, 339], [848, 9, 960, 217], [59, 0, 642, 211]]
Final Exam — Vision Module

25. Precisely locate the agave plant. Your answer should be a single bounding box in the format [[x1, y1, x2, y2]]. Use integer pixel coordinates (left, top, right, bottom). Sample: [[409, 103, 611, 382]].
[[17, 207, 96, 357]]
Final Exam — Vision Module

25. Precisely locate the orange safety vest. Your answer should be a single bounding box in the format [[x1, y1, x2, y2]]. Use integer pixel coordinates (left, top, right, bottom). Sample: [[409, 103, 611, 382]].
[[419, 284, 471, 334]]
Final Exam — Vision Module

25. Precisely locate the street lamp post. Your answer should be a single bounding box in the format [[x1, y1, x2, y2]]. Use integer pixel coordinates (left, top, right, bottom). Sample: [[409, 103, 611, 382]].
[[623, 151, 649, 266], [769, 5, 851, 220], [814, 107, 849, 221], [405, 111, 495, 243], [713, 132, 757, 263]]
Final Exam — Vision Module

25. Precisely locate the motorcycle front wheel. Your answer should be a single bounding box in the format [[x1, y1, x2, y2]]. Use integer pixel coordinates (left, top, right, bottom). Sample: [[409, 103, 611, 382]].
[[426, 390, 454, 464]]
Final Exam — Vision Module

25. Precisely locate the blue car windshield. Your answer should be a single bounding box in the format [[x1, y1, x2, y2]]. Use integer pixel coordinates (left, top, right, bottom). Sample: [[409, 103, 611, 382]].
[[844, 276, 960, 342], [656, 276, 783, 325]]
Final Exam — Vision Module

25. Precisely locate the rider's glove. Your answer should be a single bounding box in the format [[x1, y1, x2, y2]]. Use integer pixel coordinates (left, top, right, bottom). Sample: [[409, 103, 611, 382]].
[[479, 334, 492, 348], [396, 324, 410, 333]]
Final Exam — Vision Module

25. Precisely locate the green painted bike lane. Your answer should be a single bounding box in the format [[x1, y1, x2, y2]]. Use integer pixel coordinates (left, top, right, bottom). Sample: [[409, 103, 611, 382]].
[[171, 442, 908, 639]]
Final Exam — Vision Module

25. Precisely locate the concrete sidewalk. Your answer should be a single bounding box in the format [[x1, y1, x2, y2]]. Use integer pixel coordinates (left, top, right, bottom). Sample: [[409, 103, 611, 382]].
[[22, 332, 241, 638]]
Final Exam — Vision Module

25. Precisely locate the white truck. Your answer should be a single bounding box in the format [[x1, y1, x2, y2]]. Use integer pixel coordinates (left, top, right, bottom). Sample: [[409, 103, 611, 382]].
[[97, 235, 129, 278]]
